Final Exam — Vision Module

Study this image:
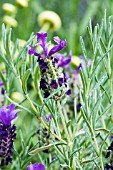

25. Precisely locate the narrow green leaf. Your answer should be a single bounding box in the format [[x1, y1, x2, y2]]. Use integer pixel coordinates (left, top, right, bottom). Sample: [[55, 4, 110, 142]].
[[8, 28, 12, 56], [22, 69, 31, 94], [29, 142, 65, 155], [12, 40, 19, 61], [2, 23, 6, 49], [80, 36, 87, 63], [87, 26, 94, 53], [15, 35, 35, 64], [34, 66, 40, 90], [69, 147, 81, 158]]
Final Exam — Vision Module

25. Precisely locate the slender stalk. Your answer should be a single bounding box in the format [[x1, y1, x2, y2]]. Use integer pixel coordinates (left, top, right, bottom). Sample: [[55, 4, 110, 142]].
[[57, 101, 76, 170], [25, 94, 67, 144], [39, 22, 51, 32]]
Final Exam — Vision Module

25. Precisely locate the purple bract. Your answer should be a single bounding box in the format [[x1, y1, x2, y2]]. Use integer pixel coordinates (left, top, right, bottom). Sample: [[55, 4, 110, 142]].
[[0, 104, 19, 126], [28, 32, 66, 59], [26, 162, 45, 170]]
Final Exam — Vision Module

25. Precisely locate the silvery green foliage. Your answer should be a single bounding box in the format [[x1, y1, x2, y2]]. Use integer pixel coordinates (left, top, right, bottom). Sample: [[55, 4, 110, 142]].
[[0, 11, 113, 170]]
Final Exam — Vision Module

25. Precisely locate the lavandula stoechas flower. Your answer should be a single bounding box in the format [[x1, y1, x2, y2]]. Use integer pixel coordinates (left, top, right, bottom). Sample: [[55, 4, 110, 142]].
[[104, 141, 113, 169], [0, 104, 19, 166], [28, 32, 71, 99], [37, 126, 53, 153], [26, 162, 45, 170]]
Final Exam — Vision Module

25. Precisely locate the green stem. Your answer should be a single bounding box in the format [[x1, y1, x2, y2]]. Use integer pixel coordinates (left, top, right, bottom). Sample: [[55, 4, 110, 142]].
[[25, 94, 66, 144], [57, 101, 76, 170], [39, 22, 51, 32]]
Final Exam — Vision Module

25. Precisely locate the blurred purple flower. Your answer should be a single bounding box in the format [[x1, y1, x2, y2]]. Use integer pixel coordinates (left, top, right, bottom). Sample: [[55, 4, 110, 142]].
[[28, 32, 66, 59], [1, 88, 5, 95], [0, 82, 4, 86], [46, 114, 52, 122], [0, 104, 19, 126], [66, 89, 72, 95], [0, 104, 19, 166], [26, 162, 45, 170]]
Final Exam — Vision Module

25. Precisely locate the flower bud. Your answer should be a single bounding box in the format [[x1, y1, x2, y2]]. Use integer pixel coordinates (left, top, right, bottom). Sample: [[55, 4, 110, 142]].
[[38, 11, 62, 31], [2, 3, 17, 14], [16, 0, 28, 8], [71, 56, 81, 67], [3, 16, 18, 28], [11, 92, 24, 102]]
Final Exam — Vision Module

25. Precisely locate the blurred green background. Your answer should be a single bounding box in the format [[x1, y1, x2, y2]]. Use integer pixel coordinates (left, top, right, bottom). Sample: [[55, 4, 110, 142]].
[[0, 0, 113, 55]]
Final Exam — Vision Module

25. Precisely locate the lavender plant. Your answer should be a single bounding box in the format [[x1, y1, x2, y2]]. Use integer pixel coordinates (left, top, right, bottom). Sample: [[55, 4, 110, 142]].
[[0, 11, 113, 170]]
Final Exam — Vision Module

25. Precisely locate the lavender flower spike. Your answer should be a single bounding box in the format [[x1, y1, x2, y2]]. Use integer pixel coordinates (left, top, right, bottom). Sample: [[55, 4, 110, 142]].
[[26, 162, 45, 170], [0, 104, 19, 166]]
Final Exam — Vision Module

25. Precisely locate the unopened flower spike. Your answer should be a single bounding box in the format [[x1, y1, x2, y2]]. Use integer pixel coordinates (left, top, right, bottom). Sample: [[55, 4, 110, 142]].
[[28, 32, 72, 99], [0, 104, 19, 166]]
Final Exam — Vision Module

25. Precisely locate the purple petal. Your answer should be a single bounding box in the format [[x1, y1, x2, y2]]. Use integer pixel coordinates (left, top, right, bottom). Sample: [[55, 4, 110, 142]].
[[48, 37, 66, 56], [1, 88, 5, 95], [37, 164, 45, 170], [66, 89, 72, 95], [26, 163, 45, 170], [0, 82, 4, 86], [44, 92, 50, 98], [37, 32, 47, 47], [0, 104, 19, 126], [28, 46, 35, 55], [46, 114, 52, 122], [37, 32, 49, 58], [58, 78, 64, 86], [50, 80, 58, 89], [53, 36, 61, 43], [28, 46, 42, 58], [58, 51, 72, 67]]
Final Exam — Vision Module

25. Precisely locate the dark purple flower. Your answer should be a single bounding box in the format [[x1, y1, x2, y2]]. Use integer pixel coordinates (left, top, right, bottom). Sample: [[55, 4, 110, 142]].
[[38, 58, 48, 70], [46, 114, 52, 122], [1, 88, 5, 95], [44, 91, 50, 98], [50, 80, 58, 89], [63, 72, 69, 82], [40, 78, 47, 90], [28, 32, 66, 59], [0, 104, 19, 166], [66, 89, 72, 95], [77, 103, 82, 112], [104, 164, 113, 170], [0, 104, 19, 126], [58, 78, 64, 86], [26, 162, 45, 170]]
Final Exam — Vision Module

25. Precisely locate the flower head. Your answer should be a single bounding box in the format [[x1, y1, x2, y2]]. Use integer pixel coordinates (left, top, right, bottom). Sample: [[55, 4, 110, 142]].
[[0, 104, 19, 166], [26, 162, 45, 170], [28, 32, 71, 99]]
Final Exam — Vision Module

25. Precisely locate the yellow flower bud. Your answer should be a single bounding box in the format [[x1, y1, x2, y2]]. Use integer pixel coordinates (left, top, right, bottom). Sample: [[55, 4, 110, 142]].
[[38, 10, 62, 31], [0, 62, 6, 72], [11, 92, 24, 102], [16, 0, 28, 8], [3, 16, 18, 28], [19, 39, 26, 49], [2, 3, 17, 13], [71, 56, 81, 67]]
